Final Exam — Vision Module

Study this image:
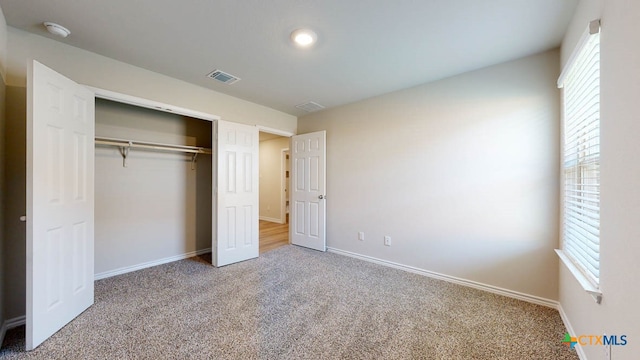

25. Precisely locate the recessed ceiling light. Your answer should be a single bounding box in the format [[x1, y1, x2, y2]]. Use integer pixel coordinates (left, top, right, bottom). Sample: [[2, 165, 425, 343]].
[[291, 29, 317, 48], [43, 22, 70, 38]]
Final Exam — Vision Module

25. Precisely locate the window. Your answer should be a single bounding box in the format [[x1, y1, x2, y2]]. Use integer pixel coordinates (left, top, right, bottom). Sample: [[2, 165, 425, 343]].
[[557, 20, 601, 296]]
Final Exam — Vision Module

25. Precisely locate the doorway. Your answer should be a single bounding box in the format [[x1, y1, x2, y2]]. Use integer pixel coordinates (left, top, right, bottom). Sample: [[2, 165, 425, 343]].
[[258, 131, 290, 252]]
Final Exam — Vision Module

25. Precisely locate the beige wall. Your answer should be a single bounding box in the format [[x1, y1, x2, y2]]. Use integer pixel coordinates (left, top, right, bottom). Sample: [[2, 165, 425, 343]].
[[94, 99, 212, 275], [559, 0, 640, 359], [299, 50, 561, 301], [259, 137, 289, 223], [5, 27, 297, 134]]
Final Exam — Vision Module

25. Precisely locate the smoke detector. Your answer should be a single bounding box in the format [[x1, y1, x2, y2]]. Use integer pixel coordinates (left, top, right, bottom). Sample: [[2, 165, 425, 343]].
[[44, 22, 70, 38]]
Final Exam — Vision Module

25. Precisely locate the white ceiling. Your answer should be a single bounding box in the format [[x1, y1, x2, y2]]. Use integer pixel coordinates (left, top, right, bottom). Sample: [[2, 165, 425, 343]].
[[0, 0, 577, 116]]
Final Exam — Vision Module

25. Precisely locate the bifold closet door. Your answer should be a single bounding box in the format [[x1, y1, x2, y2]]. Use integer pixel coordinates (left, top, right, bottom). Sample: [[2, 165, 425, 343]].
[[213, 120, 259, 266], [26, 60, 95, 350]]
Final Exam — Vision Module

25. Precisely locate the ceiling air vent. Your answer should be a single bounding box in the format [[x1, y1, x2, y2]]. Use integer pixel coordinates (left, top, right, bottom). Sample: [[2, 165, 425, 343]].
[[206, 69, 240, 85], [295, 101, 325, 113]]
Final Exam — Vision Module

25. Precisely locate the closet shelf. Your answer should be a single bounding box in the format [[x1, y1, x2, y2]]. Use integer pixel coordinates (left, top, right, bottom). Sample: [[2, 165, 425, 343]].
[[95, 136, 212, 168]]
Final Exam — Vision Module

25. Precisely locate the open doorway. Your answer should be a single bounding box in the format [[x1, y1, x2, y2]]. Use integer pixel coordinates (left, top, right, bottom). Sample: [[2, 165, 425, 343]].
[[258, 131, 290, 253]]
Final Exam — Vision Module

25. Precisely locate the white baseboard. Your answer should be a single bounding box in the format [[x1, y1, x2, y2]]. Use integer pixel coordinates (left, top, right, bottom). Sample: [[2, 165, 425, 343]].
[[259, 216, 284, 224], [327, 247, 559, 309], [5, 315, 26, 329], [95, 248, 212, 281], [0, 316, 26, 348], [558, 305, 587, 360], [1, 315, 26, 347]]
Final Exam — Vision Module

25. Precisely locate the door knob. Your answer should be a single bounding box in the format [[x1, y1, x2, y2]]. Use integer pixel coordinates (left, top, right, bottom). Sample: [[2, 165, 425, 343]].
[[318, 195, 326, 200]]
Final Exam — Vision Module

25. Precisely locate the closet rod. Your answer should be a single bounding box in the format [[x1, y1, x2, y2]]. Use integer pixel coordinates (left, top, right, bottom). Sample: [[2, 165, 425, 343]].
[[95, 136, 212, 155]]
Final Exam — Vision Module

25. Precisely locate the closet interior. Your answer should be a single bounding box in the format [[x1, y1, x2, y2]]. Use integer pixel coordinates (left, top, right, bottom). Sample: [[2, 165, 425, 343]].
[[94, 98, 213, 278]]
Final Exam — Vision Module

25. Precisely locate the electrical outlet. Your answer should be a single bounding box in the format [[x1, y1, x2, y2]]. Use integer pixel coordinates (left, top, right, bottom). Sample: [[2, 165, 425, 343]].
[[604, 333, 611, 360], [384, 236, 391, 246], [358, 232, 365, 241]]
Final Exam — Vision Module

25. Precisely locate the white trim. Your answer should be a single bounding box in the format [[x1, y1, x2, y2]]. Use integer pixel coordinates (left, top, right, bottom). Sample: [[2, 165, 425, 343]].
[[280, 148, 290, 225], [327, 247, 559, 309], [256, 125, 295, 137], [1, 316, 29, 346], [555, 249, 602, 304], [558, 305, 587, 360], [86, 86, 221, 122], [259, 216, 284, 224], [558, 19, 601, 88], [6, 315, 26, 329], [94, 248, 211, 280]]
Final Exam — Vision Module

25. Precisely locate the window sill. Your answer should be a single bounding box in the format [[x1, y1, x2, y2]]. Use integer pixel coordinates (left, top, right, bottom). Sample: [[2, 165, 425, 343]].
[[555, 249, 602, 304]]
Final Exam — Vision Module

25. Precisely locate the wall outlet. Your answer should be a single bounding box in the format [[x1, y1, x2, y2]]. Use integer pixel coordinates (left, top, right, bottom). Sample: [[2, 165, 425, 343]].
[[384, 236, 391, 246], [358, 232, 365, 241]]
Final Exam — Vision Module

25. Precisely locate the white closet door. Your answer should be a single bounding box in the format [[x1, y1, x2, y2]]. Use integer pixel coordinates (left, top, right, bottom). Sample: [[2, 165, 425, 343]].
[[290, 131, 326, 251], [27, 60, 95, 350], [213, 120, 259, 266]]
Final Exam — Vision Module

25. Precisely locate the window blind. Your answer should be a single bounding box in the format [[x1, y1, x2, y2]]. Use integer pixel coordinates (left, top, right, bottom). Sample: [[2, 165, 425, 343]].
[[559, 23, 600, 287]]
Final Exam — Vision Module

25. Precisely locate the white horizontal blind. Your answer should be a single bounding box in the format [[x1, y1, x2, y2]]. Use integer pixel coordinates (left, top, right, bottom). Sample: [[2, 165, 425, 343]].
[[560, 26, 600, 286]]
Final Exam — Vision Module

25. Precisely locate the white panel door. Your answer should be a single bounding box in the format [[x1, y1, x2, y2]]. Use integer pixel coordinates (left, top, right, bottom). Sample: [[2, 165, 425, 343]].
[[290, 131, 326, 251], [214, 120, 259, 266], [27, 60, 95, 350]]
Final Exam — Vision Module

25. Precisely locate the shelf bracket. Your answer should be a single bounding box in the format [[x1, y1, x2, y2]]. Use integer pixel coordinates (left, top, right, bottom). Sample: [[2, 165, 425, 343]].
[[118, 142, 132, 167], [191, 152, 198, 170]]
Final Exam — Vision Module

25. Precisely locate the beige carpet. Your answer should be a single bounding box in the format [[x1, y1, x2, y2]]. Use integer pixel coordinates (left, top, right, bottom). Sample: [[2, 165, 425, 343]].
[[1, 245, 578, 359]]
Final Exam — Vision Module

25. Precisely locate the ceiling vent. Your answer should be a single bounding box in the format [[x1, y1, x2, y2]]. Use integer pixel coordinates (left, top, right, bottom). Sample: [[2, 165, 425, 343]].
[[295, 101, 325, 113], [206, 69, 240, 85]]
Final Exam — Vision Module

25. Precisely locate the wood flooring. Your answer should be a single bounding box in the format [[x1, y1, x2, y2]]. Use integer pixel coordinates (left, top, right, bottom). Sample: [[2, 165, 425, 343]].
[[259, 220, 289, 253]]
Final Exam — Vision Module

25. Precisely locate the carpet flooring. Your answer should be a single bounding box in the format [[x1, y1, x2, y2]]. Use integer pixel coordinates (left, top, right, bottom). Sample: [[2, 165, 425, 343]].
[[1, 245, 578, 359]]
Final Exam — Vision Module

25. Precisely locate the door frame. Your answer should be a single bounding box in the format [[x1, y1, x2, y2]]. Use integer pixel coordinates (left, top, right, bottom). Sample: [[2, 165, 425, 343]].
[[256, 125, 294, 138], [280, 148, 290, 224], [257, 125, 295, 227], [87, 87, 220, 122]]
